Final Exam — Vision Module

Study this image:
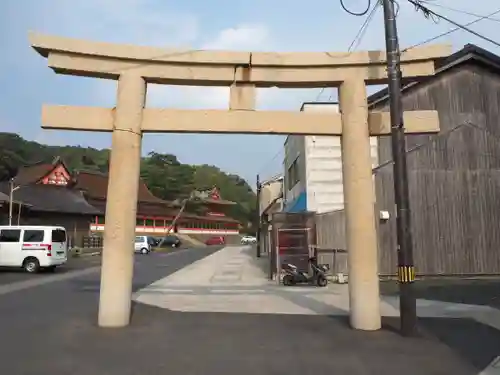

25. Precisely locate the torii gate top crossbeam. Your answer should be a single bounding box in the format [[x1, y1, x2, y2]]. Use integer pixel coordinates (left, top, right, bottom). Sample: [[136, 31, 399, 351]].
[[29, 33, 451, 88]]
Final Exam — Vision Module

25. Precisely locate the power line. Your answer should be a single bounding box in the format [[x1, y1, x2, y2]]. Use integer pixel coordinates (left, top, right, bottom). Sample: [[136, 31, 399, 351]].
[[340, 0, 372, 16], [403, 7, 500, 51], [348, 1, 382, 50], [264, 0, 382, 175], [257, 1, 381, 179], [257, 1, 381, 180], [408, 0, 500, 49], [318, 0, 381, 101], [256, 147, 284, 177], [418, 1, 500, 23]]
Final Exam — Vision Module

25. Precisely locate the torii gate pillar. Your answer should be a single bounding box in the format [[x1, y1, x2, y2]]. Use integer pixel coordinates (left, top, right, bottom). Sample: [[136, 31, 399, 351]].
[[98, 74, 145, 327], [340, 79, 381, 330]]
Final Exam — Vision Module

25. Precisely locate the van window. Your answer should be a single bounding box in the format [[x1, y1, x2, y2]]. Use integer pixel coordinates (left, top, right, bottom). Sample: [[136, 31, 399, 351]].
[[135, 236, 144, 243], [23, 230, 45, 242], [0, 229, 21, 243], [51, 229, 66, 243]]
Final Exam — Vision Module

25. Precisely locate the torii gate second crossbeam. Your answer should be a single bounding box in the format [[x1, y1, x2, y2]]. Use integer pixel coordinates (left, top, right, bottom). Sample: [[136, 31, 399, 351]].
[[29, 32, 451, 331]]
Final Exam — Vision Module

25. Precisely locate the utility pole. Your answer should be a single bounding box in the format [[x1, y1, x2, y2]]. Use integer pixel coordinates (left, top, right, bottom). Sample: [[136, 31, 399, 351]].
[[256, 174, 262, 258], [8, 179, 21, 226], [381, 0, 417, 336], [166, 190, 197, 234]]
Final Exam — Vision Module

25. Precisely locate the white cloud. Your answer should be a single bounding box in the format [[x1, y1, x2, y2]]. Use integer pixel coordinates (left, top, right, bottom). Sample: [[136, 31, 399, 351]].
[[203, 24, 271, 50], [146, 23, 273, 110], [33, 0, 199, 47], [32, 0, 500, 113]]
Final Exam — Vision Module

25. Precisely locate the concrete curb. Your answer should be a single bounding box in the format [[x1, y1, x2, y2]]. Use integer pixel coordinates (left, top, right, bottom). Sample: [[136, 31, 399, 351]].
[[70, 248, 102, 258], [78, 251, 101, 258]]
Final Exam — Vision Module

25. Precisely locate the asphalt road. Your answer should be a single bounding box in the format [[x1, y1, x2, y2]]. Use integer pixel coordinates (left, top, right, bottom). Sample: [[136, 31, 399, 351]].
[[0, 249, 495, 375], [0, 255, 102, 286], [380, 278, 500, 309]]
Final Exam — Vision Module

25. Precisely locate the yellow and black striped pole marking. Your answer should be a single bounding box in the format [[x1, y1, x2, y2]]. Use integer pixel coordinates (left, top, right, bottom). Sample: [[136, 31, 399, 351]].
[[397, 265, 415, 283]]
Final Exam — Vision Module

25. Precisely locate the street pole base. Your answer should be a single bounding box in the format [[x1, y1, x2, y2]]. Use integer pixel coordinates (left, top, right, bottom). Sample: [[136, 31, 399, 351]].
[[398, 281, 418, 337]]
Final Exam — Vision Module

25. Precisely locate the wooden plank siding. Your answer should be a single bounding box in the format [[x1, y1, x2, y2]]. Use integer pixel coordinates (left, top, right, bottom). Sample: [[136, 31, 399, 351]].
[[373, 62, 500, 275]]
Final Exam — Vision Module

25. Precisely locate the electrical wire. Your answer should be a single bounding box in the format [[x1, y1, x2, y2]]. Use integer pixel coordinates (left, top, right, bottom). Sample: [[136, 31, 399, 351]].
[[260, 0, 380, 177], [347, 0, 382, 51], [417, 1, 500, 23], [340, 0, 372, 16], [408, 0, 500, 49], [324, 0, 381, 101], [316, 0, 381, 101], [403, 7, 500, 51], [256, 147, 284, 178]]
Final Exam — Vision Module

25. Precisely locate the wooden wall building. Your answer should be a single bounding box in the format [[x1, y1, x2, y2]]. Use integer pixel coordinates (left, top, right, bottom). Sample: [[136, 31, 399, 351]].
[[370, 43, 500, 275]]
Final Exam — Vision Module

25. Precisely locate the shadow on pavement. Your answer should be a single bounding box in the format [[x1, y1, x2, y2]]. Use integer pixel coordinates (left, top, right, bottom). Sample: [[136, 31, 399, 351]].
[[418, 317, 500, 371], [380, 279, 500, 308]]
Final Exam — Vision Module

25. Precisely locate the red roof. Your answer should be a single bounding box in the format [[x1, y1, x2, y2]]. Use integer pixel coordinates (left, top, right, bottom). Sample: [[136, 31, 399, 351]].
[[73, 170, 168, 204], [14, 161, 66, 185], [197, 187, 236, 206]]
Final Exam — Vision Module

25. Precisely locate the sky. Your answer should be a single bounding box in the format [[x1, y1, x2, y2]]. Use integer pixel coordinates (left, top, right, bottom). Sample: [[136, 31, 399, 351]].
[[1, 0, 499, 185]]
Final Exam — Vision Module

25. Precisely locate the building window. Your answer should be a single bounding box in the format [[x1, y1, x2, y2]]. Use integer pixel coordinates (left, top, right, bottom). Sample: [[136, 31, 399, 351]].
[[136, 218, 145, 226], [154, 219, 165, 228], [97, 216, 105, 225], [287, 158, 300, 189], [145, 219, 154, 227]]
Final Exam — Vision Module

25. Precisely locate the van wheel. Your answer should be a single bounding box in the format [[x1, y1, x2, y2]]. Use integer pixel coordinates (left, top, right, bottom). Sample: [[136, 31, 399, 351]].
[[140, 248, 149, 255], [23, 258, 40, 273]]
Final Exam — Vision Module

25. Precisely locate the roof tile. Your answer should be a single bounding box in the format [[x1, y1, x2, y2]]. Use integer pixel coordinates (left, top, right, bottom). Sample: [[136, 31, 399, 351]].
[[73, 170, 169, 204], [0, 183, 100, 215]]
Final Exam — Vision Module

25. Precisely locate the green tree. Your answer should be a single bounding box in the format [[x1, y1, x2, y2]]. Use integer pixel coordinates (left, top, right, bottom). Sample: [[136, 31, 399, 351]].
[[0, 132, 257, 227]]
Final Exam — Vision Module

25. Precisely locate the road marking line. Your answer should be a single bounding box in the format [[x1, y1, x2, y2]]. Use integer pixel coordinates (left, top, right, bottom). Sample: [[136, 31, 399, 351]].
[[210, 289, 266, 293], [0, 266, 101, 297], [0, 247, 203, 297]]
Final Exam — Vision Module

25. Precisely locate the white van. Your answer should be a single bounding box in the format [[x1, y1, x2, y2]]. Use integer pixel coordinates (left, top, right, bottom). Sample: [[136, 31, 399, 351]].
[[0, 225, 68, 273]]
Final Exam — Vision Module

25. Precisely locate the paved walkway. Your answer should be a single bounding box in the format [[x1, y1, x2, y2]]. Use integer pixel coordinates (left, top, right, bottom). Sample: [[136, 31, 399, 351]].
[[133, 246, 500, 331], [132, 246, 500, 374]]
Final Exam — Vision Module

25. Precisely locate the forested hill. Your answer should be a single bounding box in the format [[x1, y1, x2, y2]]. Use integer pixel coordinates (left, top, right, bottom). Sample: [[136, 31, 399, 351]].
[[0, 132, 257, 227]]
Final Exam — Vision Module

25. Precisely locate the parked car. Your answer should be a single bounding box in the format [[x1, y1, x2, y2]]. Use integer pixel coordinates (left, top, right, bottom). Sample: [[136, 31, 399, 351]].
[[205, 236, 225, 246], [147, 236, 159, 250], [152, 237, 162, 246], [158, 235, 182, 248], [241, 235, 257, 245], [134, 236, 151, 254]]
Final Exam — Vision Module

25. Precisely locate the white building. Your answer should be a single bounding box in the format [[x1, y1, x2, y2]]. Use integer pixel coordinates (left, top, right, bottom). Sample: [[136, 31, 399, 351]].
[[259, 175, 284, 220], [282, 102, 379, 214]]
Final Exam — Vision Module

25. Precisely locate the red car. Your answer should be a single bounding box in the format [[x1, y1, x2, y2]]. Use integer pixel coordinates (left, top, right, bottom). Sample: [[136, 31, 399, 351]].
[[205, 236, 225, 245]]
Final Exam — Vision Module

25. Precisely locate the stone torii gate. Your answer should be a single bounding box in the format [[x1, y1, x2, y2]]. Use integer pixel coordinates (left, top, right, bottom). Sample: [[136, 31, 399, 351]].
[[29, 33, 451, 330]]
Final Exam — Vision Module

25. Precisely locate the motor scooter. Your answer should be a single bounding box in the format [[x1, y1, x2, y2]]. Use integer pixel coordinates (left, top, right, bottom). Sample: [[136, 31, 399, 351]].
[[281, 257, 329, 287]]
